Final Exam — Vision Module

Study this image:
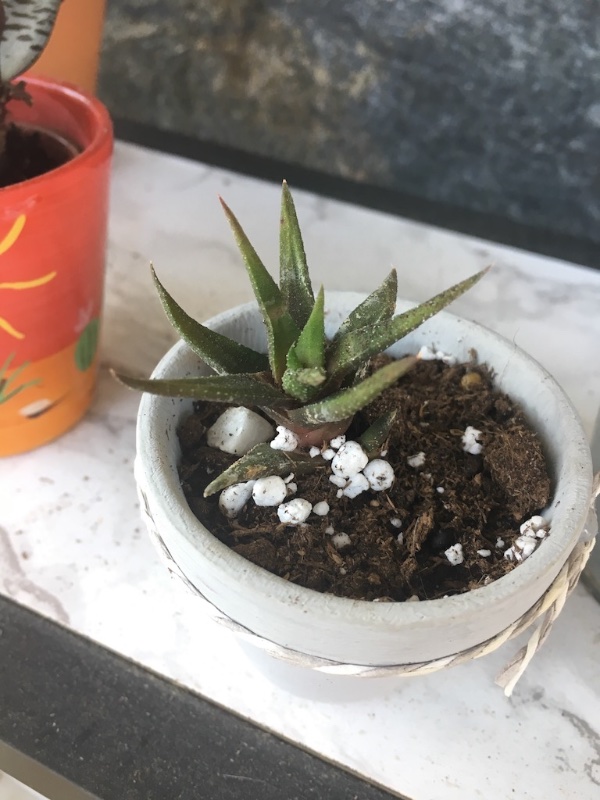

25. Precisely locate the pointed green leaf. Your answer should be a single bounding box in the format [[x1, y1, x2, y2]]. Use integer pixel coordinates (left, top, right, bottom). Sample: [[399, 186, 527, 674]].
[[112, 371, 290, 406], [220, 197, 299, 382], [204, 443, 320, 496], [151, 266, 268, 375], [293, 286, 325, 369], [327, 268, 489, 382], [332, 270, 398, 341], [279, 181, 314, 328], [288, 356, 416, 427], [358, 411, 397, 457], [282, 366, 326, 403]]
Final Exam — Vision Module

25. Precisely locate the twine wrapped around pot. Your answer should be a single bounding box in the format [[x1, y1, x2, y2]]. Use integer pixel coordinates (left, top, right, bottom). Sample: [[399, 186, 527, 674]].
[[137, 475, 599, 697]]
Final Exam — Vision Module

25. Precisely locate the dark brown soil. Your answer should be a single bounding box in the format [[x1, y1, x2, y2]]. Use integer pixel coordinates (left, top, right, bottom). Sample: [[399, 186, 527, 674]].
[[0, 124, 76, 187], [178, 357, 552, 602]]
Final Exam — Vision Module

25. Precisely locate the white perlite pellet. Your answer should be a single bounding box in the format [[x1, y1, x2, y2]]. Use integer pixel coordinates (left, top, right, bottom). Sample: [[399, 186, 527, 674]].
[[283, 473, 295, 483], [406, 595, 420, 602], [218, 481, 255, 518], [309, 446, 321, 458], [407, 451, 426, 468], [444, 543, 464, 566], [277, 498, 312, 525], [390, 517, 402, 528], [331, 441, 369, 479], [462, 426, 483, 455], [363, 459, 395, 491], [329, 474, 347, 488], [477, 549, 492, 557], [286, 482, 298, 495], [504, 516, 549, 562], [396, 532, 404, 545], [270, 426, 299, 452], [505, 535, 538, 562], [329, 435, 346, 450], [417, 345, 457, 365], [325, 525, 335, 534], [252, 476, 287, 507], [520, 515, 548, 538], [496, 537, 505, 549], [343, 473, 370, 498], [436, 486, 445, 494], [207, 407, 274, 455], [312, 501, 330, 516], [332, 532, 351, 549], [322, 448, 336, 460]]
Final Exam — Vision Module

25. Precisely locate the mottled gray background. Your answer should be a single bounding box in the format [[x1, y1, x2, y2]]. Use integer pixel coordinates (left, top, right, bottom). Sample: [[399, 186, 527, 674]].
[[98, 0, 600, 243]]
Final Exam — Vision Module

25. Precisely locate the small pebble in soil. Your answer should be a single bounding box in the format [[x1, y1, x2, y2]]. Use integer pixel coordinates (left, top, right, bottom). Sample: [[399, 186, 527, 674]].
[[390, 517, 402, 528], [329, 435, 346, 450], [461, 371, 483, 389], [332, 532, 351, 549], [270, 426, 299, 451], [444, 543, 464, 566], [343, 473, 370, 498], [477, 549, 492, 557], [252, 476, 287, 507], [277, 498, 312, 525], [407, 451, 426, 468], [218, 481, 255, 518], [207, 407, 274, 455], [363, 459, 395, 491], [331, 441, 369, 479], [462, 426, 483, 455], [309, 446, 320, 458], [313, 501, 330, 516]]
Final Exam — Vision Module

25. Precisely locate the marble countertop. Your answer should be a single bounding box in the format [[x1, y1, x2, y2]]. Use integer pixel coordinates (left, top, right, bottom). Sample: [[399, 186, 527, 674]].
[[2, 141, 600, 800]]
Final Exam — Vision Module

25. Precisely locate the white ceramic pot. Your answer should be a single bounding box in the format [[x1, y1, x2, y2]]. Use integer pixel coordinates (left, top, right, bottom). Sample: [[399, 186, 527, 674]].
[[135, 293, 595, 667]]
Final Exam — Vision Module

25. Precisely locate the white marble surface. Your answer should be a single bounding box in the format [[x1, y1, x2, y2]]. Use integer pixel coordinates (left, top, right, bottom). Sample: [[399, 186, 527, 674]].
[[2, 141, 600, 799]]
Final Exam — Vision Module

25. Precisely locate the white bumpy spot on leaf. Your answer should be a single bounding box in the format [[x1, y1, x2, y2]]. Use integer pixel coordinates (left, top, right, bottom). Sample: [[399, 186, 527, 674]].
[[331, 441, 369, 479], [207, 407, 274, 455], [252, 476, 287, 507]]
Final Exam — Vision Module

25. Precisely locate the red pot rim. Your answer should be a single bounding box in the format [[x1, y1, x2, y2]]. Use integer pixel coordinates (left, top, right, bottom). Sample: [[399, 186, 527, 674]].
[[1, 76, 113, 194]]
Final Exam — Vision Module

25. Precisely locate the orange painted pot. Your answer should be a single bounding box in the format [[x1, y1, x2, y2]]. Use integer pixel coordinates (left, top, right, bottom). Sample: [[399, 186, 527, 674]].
[[0, 78, 113, 456]]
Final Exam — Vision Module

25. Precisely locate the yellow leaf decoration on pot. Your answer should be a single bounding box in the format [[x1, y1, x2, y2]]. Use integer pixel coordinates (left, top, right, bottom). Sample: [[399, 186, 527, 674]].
[[0, 215, 57, 340]]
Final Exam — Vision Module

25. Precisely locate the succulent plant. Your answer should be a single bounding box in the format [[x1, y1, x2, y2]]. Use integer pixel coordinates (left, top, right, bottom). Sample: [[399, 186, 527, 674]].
[[115, 183, 487, 496], [0, 0, 63, 147]]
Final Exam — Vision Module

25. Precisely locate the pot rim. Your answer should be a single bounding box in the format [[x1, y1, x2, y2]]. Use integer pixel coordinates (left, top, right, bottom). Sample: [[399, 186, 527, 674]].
[[136, 293, 594, 630], [1, 76, 112, 194]]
